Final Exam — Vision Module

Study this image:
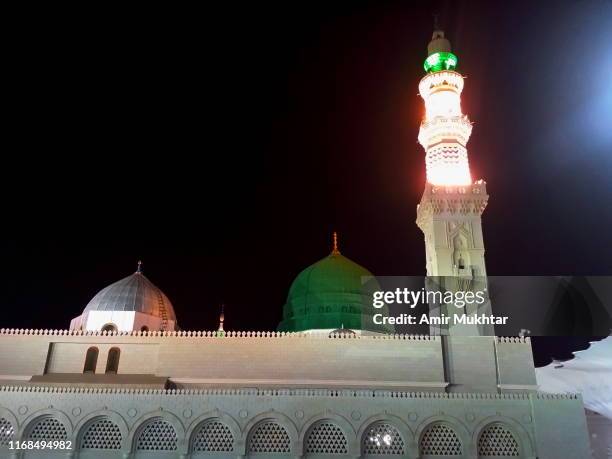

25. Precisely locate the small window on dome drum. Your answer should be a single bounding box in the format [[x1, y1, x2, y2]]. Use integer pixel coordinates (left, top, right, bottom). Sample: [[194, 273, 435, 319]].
[[105, 347, 120, 374], [83, 347, 98, 373], [101, 323, 117, 333], [140, 326, 149, 332]]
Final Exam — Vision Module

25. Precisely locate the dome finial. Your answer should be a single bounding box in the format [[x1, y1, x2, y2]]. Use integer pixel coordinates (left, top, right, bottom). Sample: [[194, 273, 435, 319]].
[[332, 231, 340, 256], [136, 260, 143, 274]]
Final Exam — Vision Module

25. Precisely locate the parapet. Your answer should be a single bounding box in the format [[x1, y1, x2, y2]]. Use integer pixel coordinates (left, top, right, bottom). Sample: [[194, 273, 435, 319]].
[[0, 328, 439, 340]]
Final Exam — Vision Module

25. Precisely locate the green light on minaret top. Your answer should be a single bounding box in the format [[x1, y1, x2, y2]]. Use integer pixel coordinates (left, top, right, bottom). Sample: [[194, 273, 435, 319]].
[[424, 52, 458, 72], [424, 29, 458, 73]]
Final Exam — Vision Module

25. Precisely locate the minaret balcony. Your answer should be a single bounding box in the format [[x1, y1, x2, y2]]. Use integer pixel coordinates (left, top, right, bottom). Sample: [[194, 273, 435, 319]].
[[419, 70, 464, 97], [418, 116, 472, 148]]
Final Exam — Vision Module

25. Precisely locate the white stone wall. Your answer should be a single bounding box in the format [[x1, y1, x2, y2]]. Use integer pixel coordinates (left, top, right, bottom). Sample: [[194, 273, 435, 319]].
[[416, 183, 489, 279], [0, 387, 590, 459], [46, 343, 160, 375], [0, 331, 537, 392], [0, 331, 588, 458], [496, 338, 539, 390]]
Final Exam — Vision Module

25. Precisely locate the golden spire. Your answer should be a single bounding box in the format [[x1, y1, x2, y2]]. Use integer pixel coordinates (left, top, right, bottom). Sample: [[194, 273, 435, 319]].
[[331, 231, 340, 256], [136, 260, 143, 274]]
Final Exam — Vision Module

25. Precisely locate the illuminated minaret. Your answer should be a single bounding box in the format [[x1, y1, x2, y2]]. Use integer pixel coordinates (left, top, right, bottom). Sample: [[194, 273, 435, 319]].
[[416, 29, 489, 279], [218, 304, 225, 332], [416, 29, 492, 335]]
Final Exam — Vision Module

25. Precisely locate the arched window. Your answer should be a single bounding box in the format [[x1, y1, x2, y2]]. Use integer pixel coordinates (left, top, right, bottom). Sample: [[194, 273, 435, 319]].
[[0, 417, 15, 447], [478, 423, 520, 457], [27, 417, 67, 441], [80, 418, 122, 450], [191, 420, 234, 452], [136, 418, 177, 451], [101, 323, 117, 333], [458, 256, 465, 270], [83, 347, 99, 373], [106, 348, 120, 374], [419, 423, 462, 456], [140, 326, 149, 332], [248, 421, 291, 453], [362, 422, 405, 456], [305, 421, 347, 455]]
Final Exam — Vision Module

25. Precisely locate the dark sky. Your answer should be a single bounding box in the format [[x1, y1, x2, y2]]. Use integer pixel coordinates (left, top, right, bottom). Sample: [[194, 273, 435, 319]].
[[2, 1, 611, 366]]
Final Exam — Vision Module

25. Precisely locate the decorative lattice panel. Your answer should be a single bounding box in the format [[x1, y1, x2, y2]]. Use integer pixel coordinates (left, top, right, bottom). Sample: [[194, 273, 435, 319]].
[[80, 418, 122, 449], [0, 418, 14, 447], [249, 421, 291, 453], [420, 423, 462, 456], [192, 420, 234, 452], [305, 421, 348, 454], [27, 417, 67, 441], [478, 424, 520, 457], [136, 419, 177, 451], [362, 422, 405, 455]]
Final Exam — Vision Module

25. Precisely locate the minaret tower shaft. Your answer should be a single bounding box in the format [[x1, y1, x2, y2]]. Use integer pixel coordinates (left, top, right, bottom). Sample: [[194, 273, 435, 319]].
[[416, 29, 489, 280], [416, 29, 493, 336]]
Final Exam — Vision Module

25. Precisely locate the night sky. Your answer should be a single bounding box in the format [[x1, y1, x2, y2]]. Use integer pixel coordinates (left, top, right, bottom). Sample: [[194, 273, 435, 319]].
[[3, 1, 611, 367]]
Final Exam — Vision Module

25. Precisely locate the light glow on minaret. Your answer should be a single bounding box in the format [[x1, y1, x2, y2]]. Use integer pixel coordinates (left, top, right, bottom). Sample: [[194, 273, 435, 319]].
[[418, 30, 472, 186], [415, 28, 491, 335]]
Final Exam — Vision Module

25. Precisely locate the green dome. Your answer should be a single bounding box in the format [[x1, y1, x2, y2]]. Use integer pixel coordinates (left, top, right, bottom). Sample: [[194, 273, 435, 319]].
[[277, 251, 393, 333]]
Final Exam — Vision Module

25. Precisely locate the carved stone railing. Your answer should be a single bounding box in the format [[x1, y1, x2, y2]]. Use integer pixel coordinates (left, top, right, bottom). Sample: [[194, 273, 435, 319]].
[[0, 328, 440, 340], [0, 385, 575, 400]]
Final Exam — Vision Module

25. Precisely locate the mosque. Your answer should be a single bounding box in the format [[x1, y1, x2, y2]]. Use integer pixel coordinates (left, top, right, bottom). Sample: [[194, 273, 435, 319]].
[[0, 30, 594, 458]]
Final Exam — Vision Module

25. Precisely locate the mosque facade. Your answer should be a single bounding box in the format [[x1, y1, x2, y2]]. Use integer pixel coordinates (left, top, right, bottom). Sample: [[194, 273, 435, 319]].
[[0, 30, 593, 459]]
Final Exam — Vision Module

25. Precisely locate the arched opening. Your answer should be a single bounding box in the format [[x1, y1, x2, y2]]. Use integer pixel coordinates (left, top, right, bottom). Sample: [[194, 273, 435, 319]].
[[135, 418, 177, 451], [83, 347, 99, 373], [0, 417, 15, 446], [26, 417, 67, 442], [419, 423, 462, 456], [305, 420, 347, 455], [140, 325, 149, 332], [458, 255, 465, 270], [452, 234, 471, 272], [248, 420, 291, 454], [362, 422, 405, 456], [191, 419, 234, 453], [478, 423, 520, 457], [105, 347, 120, 374], [101, 323, 117, 333], [80, 417, 122, 450]]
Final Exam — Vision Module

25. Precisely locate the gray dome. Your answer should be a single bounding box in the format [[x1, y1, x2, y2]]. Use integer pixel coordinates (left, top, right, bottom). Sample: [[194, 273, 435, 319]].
[[84, 271, 177, 323]]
